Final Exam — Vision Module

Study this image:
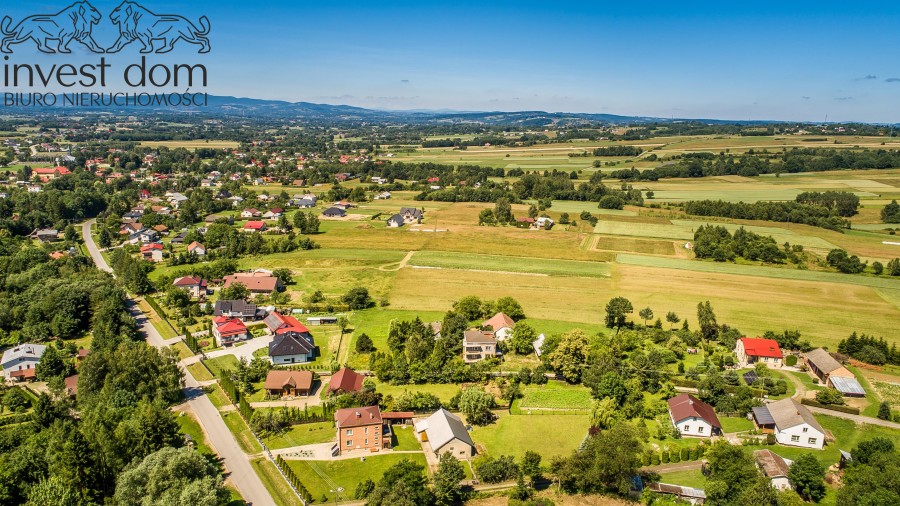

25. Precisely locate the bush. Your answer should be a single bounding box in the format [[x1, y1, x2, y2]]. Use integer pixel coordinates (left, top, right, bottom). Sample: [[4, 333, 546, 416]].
[[474, 455, 519, 484], [815, 388, 845, 406], [785, 355, 798, 366]]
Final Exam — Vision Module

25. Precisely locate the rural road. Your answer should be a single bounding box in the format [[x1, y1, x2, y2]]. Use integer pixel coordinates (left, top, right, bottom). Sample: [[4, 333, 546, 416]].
[[82, 220, 275, 505], [805, 406, 900, 429]]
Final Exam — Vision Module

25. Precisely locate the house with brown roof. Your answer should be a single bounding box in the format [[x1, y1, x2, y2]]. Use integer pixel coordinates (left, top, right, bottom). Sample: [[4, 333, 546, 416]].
[[187, 241, 206, 257], [753, 449, 793, 491], [803, 348, 855, 385], [334, 406, 391, 455], [482, 312, 515, 341], [329, 367, 366, 395], [241, 208, 262, 218], [222, 272, 281, 296], [172, 276, 207, 298], [463, 329, 497, 363], [667, 393, 722, 437], [264, 370, 314, 397]]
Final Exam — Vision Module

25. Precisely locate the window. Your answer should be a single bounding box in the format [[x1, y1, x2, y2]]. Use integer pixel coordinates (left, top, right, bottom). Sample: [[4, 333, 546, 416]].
[[791, 435, 800, 442], [684, 425, 690, 432], [802, 427, 808, 433], [364, 427, 369, 434], [346, 429, 353, 436], [365, 439, 368, 445], [808, 438, 817, 445], [346, 440, 352, 446], [698, 426, 704, 434]]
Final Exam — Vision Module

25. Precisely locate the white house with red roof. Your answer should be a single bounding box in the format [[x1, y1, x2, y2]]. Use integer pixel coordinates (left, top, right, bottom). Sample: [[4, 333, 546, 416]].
[[172, 276, 207, 298], [667, 393, 722, 437], [140, 243, 163, 263], [482, 312, 516, 341], [212, 316, 250, 346], [243, 220, 267, 232], [735, 337, 784, 368], [187, 241, 206, 257]]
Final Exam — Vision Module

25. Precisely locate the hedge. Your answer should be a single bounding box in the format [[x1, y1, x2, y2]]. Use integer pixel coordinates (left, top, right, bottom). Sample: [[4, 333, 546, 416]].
[[800, 398, 860, 415]]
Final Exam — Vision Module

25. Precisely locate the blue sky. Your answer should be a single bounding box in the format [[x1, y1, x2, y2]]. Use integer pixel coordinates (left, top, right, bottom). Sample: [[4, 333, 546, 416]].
[[3, 1, 900, 121]]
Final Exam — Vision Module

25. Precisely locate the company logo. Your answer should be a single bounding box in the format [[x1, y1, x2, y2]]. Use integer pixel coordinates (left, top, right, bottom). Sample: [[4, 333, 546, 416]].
[[1, 1, 211, 54]]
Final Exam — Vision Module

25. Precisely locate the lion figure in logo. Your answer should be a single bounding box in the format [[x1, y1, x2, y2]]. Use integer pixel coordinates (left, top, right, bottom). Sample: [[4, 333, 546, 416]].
[[107, 1, 210, 54], [1, 1, 104, 54]]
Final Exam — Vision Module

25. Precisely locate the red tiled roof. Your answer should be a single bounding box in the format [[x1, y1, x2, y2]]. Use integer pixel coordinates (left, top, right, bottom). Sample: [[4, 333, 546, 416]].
[[381, 411, 415, 419], [329, 367, 365, 393], [244, 220, 266, 229], [740, 337, 783, 359], [9, 368, 36, 379], [334, 406, 382, 428], [667, 393, 721, 429], [141, 243, 163, 252], [187, 241, 205, 251], [223, 274, 279, 293], [483, 312, 515, 331], [173, 276, 205, 287], [215, 318, 248, 336], [275, 314, 309, 335]]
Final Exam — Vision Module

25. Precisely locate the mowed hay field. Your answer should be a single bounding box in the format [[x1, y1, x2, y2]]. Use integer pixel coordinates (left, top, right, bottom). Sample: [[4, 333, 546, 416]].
[[139, 140, 240, 149]]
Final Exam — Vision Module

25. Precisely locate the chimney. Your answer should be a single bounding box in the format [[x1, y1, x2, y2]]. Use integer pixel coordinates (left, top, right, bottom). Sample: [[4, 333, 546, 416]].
[[355, 411, 361, 418]]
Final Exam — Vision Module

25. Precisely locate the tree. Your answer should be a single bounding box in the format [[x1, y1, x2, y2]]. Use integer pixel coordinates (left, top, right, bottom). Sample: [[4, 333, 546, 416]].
[[493, 296, 525, 320], [452, 296, 484, 321], [458, 386, 496, 425], [366, 458, 434, 506], [788, 453, 826, 502], [547, 329, 589, 383], [703, 441, 760, 504], [527, 205, 538, 219], [337, 316, 350, 335], [873, 261, 884, 275], [272, 268, 293, 285], [604, 297, 633, 328], [666, 311, 680, 329], [815, 388, 844, 405], [342, 287, 373, 309], [559, 212, 570, 224], [293, 210, 308, 231], [639, 307, 654, 326], [878, 401, 892, 420], [495, 198, 513, 224], [356, 333, 375, 353], [520, 451, 542, 482], [508, 322, 537, 355], [433, 452, 465, 506], [25, 476, 80, 506], [882, 199, 900, 223], [509, 474, 532, 501], [478, 209, 496, 225], [220, 282, 249, 301], [697, 301, 719, 341], [114, 447, 229, 506], [590, 397, 622, 430], [35, 344, 71, 381], [552, 424, 643, 496]]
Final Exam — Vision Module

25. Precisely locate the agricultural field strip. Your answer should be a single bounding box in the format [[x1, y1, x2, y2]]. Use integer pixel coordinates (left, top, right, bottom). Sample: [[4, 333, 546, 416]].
[[406, 250, 612, 278], [616, 253, 900, 293]]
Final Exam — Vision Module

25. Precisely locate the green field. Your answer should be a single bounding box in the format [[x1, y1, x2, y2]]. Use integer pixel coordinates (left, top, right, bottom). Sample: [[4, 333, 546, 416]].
[[176, 412, 214, 456], [470, 412, 590, 460], [287, 454, 428, 502], [221, 411, 262, 454], [518, 382, 593, 410], [657, 469, 705, 488], [263, 422, 335, 450], [204, 355, 241, 379], [187, 362, 214, 382], [408, 251, 612, 278], [251, 459, 303, 506], [371, 380, 462, 404]]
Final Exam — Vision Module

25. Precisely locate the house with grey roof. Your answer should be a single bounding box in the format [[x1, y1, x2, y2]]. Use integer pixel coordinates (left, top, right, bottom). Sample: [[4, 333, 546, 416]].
[[2, 343, 46, 381], [752, 398, 825, 449], [415, 408, 475, 459]]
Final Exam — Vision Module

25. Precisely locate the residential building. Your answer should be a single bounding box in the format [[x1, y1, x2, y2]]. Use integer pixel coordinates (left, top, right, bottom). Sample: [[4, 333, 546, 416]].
[[482, 312, 515, 341], [463, 329, 497, 363], [414, 408, 476, 459], [243, 220, 267, 232], [667, 393, 722, 437], [31, 228, 59, 242], [264, 370, 314, 397], [322, 207, 346, 218], [334, 406, 390, 455], [386, 214, 404, 228], [328, 367, 366, 395], [751, 398, 825, 449], [268, 331, 315, 364], [212, 316, 250, 347], [214, 300, 260, 321], [172, 276, 207, 298], [140, 243, 163, 262], [222, 272, 281, 296], [264, 311, 311, 336], [754, 449, 793, 491], [1, 343, 46, 381], [187, 241, 206, 257], [533, 333, 546, 357], [735, 337, 783, 368], [263, 208, 283, 219], [399, 207, 424, 224]]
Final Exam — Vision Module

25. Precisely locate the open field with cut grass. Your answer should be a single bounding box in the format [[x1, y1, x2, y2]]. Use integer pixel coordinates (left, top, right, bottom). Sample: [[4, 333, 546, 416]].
[[408, 251, 612, 277], [656, 469, 705, 489], [471, 412, 591, 460], [518, 382, 593, 410], [139, 140, 240, 149], [286, 454, 428, 503], [263, 421, 334, 450], [204, 355, 241, 379], [371, 380, 462, 404]]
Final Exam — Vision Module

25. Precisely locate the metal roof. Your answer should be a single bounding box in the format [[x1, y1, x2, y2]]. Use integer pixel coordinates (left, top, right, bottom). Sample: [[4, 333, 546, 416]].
[[752, 406, 775, 425], [829, 376, 865, 396]]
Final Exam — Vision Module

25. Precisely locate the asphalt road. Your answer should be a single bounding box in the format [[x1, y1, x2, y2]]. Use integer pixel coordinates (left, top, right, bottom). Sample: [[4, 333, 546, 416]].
[[82, 220, 275, 505]]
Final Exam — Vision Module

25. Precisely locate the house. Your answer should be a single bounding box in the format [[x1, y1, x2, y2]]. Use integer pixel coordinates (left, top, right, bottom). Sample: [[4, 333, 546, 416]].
[[170, 232, 187, 244], [463, 329, 497, 363], [64, 374, 79, 397], [751, 398, 825, 449], [168, 192, 188, 208], [414, 408, 476, 459], [263, 208, 283, 219], [515, 217, 536, 228], [307, 316, 338, 326], [172, 276, 207, 298], [268, 331, 316, 364], [735, 337, 783, 368], [243, 220, 267, 232], [374, 191, 392, 200], [222, 272, 281, 295], [535, 216, 554, 229], [753, 449, 793, 491], [803, 348, 863, 396], [140, 243, 164, 262], [328, 367, 366, 395], [212, 316, 250, 347], [1, 343, 46, 380], [667, 393, 722, 437], [322, 207, 346, 218], [264, 311, 312, 336], [334, 406, 390, 455], [241, 208, 262, 218], [294, 198, 316, 208], [214, 300, 259, 321], [31, 228, 59, 242], [264, 370, 314, 397], [187, 241, 206, 257], [138, 229, 159, 244], [152, 224, 169, 235], [386, 214, 404, 228], [32, 166, 71, 180], [399, 207, 424, 224], [482, 312, 515, 341]]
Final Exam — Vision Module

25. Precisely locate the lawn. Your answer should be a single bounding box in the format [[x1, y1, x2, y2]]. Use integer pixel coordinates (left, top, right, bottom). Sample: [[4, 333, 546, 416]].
[[470, 412, 591, 460], [176, 411, 214, 456], [786, 371, 826, 392], [390, 425, 420, 451], [286, 454, 428, 503], [204, 355, 241, 379], [263, 422, 335, 450], [136, 298, 178, 340], [206, 384, 232, 409], [346, 309, 446, 368], [221, 411, 262, 454], [172, 341, 194, 360], [371, 380, 462, 404], [251, 458, 303, 506], [407, 251, 613, 278], [657, 469, 705, 489], [186, 362, 214, 382], [719, 416, 754, 433], [518, 381, 593, 410]]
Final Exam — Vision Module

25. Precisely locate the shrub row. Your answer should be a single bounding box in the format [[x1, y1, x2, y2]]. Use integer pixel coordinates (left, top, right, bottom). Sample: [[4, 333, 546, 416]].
[[275, 455, 313, 503], [800, 398, 861, 415]]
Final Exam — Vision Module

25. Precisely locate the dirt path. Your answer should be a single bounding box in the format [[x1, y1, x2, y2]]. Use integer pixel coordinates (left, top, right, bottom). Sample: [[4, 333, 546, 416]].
[[378, 250, 415, 271]]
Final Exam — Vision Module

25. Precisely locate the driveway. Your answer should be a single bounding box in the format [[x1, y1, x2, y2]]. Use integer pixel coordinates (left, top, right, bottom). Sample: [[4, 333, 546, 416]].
[[206, 335, 273, 362]]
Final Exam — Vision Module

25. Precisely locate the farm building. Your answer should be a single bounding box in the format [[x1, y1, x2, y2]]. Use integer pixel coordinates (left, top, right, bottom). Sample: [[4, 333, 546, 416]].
[[415, 408, 475, 459], [307, 316, 338, 325], [803, 348, 863, 396]]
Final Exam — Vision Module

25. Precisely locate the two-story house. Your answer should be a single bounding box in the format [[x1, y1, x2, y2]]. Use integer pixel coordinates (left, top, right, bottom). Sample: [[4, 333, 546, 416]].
[[462, 329, 497, 363], [334, 406, 391, 455]]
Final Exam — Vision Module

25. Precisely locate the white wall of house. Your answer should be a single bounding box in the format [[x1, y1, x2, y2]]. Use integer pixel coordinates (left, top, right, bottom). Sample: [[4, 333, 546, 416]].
[[1, 358, 40, 379], [771, 476, 792, 491], [494, 327, 513, 341], [775, 423, 824, 449], [434, 438, 475, 459], [671, 415, 714, 438], [272, 353, 311, 365]]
